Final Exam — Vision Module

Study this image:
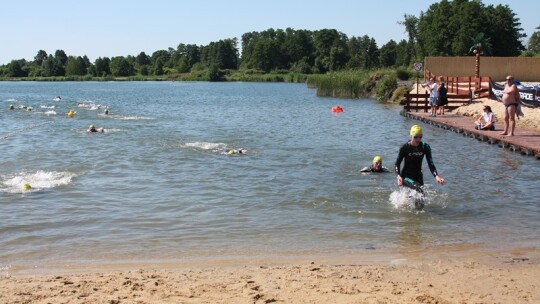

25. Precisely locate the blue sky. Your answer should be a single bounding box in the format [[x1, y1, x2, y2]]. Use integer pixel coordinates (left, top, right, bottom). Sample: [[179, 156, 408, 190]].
[[1, 0, 537, 64]]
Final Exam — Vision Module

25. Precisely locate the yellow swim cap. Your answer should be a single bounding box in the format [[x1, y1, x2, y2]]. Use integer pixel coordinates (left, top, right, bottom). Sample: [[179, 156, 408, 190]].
[[410, 125, 423, 136], [373, 156, 382, 163], [228, 149, 235, 155], [22, 183, 32, 190]]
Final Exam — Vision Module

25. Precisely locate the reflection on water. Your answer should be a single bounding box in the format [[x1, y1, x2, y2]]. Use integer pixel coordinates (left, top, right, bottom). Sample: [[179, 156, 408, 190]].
[[0, 81, 539, 267]]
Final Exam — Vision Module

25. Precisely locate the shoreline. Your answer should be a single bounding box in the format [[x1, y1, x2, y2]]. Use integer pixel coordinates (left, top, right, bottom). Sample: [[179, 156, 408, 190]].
[[2, 245, 539, 303], [2, 253, 539, 303]]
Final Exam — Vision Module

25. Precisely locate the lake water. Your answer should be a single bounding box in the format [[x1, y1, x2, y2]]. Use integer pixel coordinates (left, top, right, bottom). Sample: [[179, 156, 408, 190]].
[[1, 81, 539, 271]]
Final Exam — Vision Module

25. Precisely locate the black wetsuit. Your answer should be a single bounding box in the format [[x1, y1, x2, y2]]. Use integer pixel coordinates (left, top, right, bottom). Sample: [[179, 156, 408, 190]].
[[395, 141, 439, 193], [360, 166, 390, 173]]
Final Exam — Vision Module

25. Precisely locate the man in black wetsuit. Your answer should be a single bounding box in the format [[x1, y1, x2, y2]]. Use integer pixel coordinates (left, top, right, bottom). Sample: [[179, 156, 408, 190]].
[[395, 125, 445, 195]]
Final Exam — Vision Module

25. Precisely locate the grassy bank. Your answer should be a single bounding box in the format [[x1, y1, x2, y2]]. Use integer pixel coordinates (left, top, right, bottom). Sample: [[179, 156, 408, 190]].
[[1, 68, 413, 103], [306, 68, 414, 102]]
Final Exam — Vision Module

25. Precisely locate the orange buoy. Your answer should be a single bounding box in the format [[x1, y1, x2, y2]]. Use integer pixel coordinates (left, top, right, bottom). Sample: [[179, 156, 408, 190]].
[[331, 106, 343, 113]]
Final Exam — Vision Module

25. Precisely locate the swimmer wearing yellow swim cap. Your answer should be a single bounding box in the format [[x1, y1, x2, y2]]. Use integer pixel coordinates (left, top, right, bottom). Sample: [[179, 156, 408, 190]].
[[410, 124, 423, 136], [360, 155, 390, 173], [22, 183, 32, 190], [395, 125, 445, 205]]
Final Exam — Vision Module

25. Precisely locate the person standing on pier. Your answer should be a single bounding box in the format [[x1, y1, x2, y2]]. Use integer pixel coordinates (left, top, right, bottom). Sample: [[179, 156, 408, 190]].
[[501, 75, 520, 136]]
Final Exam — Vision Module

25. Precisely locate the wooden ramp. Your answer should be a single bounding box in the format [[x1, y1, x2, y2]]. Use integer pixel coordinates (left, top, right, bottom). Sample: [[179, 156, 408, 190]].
[[401, 111, 540, 159]]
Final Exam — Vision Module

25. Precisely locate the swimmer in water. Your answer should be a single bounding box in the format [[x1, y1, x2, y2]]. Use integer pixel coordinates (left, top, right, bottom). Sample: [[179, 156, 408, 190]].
[[395, 125, 445, 208], [360, 155, 391, 173], [87, 125, 105, 133], [228, 148, 247, 155]]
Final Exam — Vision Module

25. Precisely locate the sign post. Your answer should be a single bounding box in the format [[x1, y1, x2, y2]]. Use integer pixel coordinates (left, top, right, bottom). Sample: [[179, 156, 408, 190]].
[[413, 63, 423, 103]]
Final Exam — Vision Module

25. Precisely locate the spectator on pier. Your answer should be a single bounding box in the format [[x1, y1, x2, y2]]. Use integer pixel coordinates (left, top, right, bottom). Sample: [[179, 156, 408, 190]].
[[475, 105, 496, 131], [437, 77, 448, 116], [425, 77, 439, 117], [500, 75, 520, 136]]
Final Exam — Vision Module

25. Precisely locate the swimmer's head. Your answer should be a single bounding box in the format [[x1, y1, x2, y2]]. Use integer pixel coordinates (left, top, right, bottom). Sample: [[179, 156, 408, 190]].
[[373, 156, 382, 163], [228, 149, 235, 155], [410, 125, 423, 137]]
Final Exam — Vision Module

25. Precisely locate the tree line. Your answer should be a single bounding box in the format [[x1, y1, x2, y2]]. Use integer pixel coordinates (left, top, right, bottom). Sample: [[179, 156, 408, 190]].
[[1, 0, 537, 80]]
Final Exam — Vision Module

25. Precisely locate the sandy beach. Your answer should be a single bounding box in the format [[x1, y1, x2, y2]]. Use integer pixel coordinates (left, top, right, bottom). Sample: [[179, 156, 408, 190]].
[[1, 254, 539, 304]]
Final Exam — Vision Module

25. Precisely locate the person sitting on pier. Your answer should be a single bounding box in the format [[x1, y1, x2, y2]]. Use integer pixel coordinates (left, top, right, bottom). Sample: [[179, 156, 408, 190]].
[[475, 105, 496, 131]]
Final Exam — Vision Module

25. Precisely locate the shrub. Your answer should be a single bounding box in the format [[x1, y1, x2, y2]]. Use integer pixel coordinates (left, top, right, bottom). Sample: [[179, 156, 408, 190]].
[[390, 86, 410, 103], [375, 74, 398, 101]]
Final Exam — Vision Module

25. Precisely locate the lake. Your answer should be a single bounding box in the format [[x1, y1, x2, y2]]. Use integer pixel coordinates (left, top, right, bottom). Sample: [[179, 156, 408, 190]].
[[1, 81, 539, 271]]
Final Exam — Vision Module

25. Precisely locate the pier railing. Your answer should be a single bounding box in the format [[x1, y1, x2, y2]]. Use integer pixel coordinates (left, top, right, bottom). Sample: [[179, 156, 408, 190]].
[[402, 92, 474, 112], [405, 72, 492, 112]]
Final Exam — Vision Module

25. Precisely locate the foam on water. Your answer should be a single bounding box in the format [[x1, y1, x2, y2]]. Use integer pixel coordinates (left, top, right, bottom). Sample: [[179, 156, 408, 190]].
[[114, 115, 154, 120], [184, 141, 227, 152], [389, 186, 449, 211], [0, 170, 76, 193], [40, 105, 55, 109]]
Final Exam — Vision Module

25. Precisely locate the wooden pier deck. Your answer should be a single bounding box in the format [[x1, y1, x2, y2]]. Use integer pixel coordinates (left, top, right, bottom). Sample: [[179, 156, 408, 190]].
[[401, 111, 540, 159]]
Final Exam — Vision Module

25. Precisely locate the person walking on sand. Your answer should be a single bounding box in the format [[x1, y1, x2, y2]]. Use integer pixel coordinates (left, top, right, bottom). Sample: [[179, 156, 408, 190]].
[[395, 125, 445, 196], [501, 75, 520, 136]]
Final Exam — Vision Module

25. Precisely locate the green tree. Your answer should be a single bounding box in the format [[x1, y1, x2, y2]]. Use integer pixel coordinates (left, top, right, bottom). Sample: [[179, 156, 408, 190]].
[[136, 52, 151, 66], [528, 29, 540, 54], [395, 40, 410, 67], [34, 50, 48, 66], [483, 4, 525, 56], [42, 55, 65, 76], [415, 0, 524, 57], [399, 14, 418, 64], [65, 56, 87, 75], [151, 50, 171, 67], [282, 28, 314, 69], [379, 40, 398, 67], [54, 49, 68, 66], [94, 57, 111, 76], [154, 58, 164, 75], [200, 39, 239, 69], [7, 60, 27, 77], [110, 56, 134, 77], [313, 29, 349, 73]]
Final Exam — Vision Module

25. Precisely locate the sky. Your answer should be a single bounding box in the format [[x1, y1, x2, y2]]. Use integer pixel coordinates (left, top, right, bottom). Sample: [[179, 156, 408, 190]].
[[1, 0, 538, 65]]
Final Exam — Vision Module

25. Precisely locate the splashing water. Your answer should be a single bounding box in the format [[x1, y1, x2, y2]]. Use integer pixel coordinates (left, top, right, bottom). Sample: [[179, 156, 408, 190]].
[[389, 186, 448, 211], [184, 141, 227, 152], [0, 170, 76, 193]]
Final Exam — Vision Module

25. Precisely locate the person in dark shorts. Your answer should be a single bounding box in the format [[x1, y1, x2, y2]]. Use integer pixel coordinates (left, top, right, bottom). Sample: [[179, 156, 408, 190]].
[[437, 79, 448, 115], [395, 125, 445, 205]]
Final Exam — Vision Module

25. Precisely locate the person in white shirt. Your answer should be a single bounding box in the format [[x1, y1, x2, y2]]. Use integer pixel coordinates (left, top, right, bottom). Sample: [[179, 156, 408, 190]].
[[475, 105, 496, 130]]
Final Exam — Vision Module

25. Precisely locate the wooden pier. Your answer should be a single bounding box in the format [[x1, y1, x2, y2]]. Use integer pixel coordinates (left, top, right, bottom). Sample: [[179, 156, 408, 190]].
[[401, 111, 540, 159]]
